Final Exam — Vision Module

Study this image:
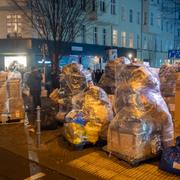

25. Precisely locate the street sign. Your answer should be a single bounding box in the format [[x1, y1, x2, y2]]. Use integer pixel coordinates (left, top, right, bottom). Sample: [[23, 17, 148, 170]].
[[168, 50, 180, 58]]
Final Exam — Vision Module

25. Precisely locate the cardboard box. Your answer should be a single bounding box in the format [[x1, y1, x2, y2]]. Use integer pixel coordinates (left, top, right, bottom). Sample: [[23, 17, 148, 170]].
[[175, 73, 180, 128], [8, 80, 21, 98]]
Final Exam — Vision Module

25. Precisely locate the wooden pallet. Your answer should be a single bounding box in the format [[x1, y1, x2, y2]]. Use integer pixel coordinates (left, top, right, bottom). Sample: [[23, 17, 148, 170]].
[[61, 136, 107, 150], [102, 146, 158, 167], [0, 118, 24, 125]]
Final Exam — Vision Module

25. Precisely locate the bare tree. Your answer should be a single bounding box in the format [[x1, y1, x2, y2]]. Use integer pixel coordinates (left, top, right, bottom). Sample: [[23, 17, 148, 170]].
[[10, 0, 96, 71]]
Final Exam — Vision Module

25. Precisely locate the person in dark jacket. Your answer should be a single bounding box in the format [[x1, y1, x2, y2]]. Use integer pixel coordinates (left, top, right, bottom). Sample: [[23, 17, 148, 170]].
[[27, 66, 42, 109]]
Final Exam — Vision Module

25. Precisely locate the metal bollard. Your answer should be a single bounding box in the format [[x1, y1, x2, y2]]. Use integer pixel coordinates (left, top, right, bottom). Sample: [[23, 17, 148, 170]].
[[36, 106, 41, 147]]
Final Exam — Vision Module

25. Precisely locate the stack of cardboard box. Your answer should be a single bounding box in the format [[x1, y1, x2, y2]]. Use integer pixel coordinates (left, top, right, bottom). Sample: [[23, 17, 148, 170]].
[[0, 72, 8, 122], [0, 72, 24, 122], [175, 73, 180, 129]]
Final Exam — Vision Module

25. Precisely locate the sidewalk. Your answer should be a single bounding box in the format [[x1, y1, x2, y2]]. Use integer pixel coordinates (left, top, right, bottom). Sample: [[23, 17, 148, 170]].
[[0, 123, 179, 180]]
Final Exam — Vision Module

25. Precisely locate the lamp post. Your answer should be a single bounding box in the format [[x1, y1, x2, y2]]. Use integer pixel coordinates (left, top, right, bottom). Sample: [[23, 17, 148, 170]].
[[128, 53, 133, 62]]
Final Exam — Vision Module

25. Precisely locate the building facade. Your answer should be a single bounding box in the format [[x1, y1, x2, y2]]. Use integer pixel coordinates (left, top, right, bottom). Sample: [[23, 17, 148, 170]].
[[0, 0, 178, 70]]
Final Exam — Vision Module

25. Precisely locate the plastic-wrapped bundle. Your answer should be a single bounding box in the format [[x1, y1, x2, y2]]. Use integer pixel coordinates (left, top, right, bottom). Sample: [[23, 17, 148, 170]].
[[59, 63, 92, 97], [58, 63, 92, 113], [98, 57, 130, 94], [64, 86, 113, 145], [107, 64, 174, 165], [159, 63, 179, 97]]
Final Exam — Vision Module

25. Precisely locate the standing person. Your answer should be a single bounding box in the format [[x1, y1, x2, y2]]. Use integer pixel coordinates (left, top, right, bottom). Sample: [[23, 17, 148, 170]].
[[27, 66, 42, 110]]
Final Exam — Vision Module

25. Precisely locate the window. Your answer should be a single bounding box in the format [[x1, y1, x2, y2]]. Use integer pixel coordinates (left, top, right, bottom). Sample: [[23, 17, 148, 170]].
[[121, 6, 126, 21], [129, 33, 133, 48], [170, 24, 173, 33], [178, 28, 180, 37], [103, 28, 106, 45], [81, 0, 86, 10], [137, 34, 140, 48], [161, 20, 163, 31], [68, 0, 74, 7], [112, 29, 118, 46], [6, 14, 22, 35], [144, 12, 147, 25], [143, 36, 147, 49], [93, 27, 98, 44], [150, 12, 154, 26], [129, 9, 133, 23], [166, 22, 168, 32], [178, 12, 180, 20], [82, 25, 86, 43], [137, 12, 140, 24], [100, 0, 105, 12], [157, 0, 160, 4], [121, 32, 126, 47], [92, 0, 96, 11], [160, 40, 162, 51], [111, 0, 116, 15]]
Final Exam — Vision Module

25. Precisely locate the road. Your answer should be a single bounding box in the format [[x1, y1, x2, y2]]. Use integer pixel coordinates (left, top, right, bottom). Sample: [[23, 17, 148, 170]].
[[0, 147, 73, 180]]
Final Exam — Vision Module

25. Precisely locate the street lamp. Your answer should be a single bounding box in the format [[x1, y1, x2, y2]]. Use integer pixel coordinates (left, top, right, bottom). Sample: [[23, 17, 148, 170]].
[[128, 53, 133, 60]]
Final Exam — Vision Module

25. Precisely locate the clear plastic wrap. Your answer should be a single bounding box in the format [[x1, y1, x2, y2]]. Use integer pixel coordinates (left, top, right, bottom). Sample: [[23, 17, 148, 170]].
[[57, 63, 92, 113], [107, 64, 174, 164], [59, 63, 92, 97], [159, 63, 179, 97], [64, 86, 113, 145], [98, 57, 130, 94]]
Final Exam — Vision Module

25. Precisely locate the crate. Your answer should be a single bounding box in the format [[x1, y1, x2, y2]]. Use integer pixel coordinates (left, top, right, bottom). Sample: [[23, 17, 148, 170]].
[[7, 79, 21, 98], [0, 113, 24, 124], [175, 73, 180, 128], [0, 82, 8, 103], [0, 102, 8, 114], [107, 126, 158, 165], [0, 72, 8, 82]]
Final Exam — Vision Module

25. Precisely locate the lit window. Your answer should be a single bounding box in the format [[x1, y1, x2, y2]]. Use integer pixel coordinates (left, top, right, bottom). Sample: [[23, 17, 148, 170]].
[[111, 0, 116, 15], [121, 32, 126, 47], [144, 36, 147, 49], [103, 28, 106, 45], [129, 9, 133, 23], [6, 14, 22, 36], [112, 29, 118, 46], [93, 27, 98, 44], [100, 0, 105, 12], [129, 33, 133, 48]]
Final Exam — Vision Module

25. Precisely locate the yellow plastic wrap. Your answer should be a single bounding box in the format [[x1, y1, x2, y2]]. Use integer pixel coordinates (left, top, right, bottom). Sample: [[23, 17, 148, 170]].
[[64, 86, 114, 145], [64, 122, 86, 145], [84, 122, 102, 144]]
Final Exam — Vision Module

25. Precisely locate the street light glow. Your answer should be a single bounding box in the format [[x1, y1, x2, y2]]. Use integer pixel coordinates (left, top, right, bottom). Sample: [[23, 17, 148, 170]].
[[128, 53, 133, 59]]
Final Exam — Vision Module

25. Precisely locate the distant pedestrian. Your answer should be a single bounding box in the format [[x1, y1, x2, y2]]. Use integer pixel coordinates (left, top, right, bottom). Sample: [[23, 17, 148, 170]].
[[95, 69, 102, 83], [27, 66, 42, 110]]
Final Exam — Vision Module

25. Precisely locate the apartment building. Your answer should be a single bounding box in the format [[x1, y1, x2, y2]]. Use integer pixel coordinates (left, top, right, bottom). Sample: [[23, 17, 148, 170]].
[[0, 0, 178, 69]]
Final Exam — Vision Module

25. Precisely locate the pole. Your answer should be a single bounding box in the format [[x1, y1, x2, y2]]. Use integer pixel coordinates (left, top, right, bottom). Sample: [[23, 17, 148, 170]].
[[36, 106, 41, 148]]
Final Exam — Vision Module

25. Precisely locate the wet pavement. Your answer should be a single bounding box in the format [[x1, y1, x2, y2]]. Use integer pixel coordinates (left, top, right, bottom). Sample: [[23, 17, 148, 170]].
[[0, 147, 72, 180], [0, 123, 179, 180]]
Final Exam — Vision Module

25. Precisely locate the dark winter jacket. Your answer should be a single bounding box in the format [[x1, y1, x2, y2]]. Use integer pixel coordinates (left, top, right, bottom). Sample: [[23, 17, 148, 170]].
[[27, 70, 42, 93]]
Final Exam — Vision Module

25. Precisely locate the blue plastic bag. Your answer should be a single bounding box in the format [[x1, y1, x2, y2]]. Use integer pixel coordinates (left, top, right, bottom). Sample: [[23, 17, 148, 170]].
[[159, 136, 180, 175]]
